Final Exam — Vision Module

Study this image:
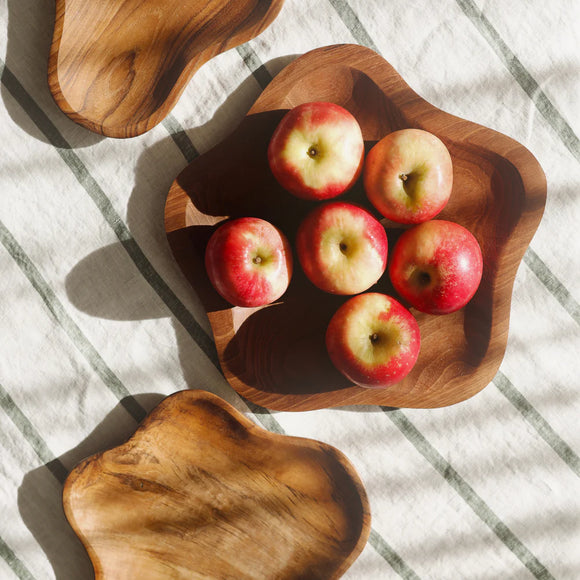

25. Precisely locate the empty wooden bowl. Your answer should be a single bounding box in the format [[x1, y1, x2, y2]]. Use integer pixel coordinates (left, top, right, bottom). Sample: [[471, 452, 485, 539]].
[[164, 44, 547, 411], [48, 0, 285, 138], [63, 390, 370, 579]]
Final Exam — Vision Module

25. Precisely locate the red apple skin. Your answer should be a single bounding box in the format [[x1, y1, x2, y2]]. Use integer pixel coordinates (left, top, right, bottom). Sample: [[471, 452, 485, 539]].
[[389, 220, 483, 314], [326, 293, 421, 388], [364, 128, 453, 224], [296, 202, 388, 295], [267, 102, 365, 200], [204, 217, 293, 308]]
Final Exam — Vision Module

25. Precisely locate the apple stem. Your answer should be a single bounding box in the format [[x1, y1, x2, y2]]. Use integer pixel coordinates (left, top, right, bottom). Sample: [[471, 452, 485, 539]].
[[308, 147, 318, 158], [370, 333, 380, 344], [253, 256, 262, 264], [418, 271, 430, 286], [399, 173, 408, 182]]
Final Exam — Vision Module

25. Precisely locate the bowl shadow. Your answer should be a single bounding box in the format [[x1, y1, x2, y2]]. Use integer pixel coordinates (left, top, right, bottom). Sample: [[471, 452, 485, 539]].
[[17, 393, 166, 580], [2, 0, 103, 147]]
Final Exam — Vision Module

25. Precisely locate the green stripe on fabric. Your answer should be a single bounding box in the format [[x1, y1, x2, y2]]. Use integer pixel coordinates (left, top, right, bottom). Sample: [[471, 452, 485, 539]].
[[159, 43, 274, 163], [0, 382, 68, 484], [455, 0, 580, 163], [0, 536, 36, 580], [0, 59, 219, 371], [161, 45, 272, 159], [523, 248, 580, 325], [494, 370, 580, 478], [327, 0, 380, 52], [0, 220, 146, 423], [385, 408, 555, 580], [236, 44, 273, 90], [368, 529, 421, 579], [244, 400, 285, 433], [162, 114, 199, 163]]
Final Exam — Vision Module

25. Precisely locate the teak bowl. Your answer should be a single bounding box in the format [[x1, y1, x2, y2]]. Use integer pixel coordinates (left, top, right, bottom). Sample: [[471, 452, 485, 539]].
[[63, 390, 370, 579], [48, 0, 285, 138], [164, 44, 547, 412]]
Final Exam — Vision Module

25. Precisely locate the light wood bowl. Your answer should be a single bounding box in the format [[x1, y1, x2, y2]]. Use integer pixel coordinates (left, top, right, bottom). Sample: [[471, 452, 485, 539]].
[[63, 390, 370, 579], [164, 44, 547, 411], [48, 0, 285, 138]]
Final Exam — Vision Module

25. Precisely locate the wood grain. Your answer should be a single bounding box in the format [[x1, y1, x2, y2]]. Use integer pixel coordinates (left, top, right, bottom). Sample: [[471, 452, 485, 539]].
[[48, 0, 285, 138], [63, 390, 370, 579], [164, 44, 547, 411]]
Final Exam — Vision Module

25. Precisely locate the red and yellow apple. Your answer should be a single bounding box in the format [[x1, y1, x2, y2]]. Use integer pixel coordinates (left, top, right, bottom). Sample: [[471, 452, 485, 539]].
[[325, 293, 421, 388], [389, 220, 483, 314], [268, 101, 365, 200], [296, 202, 388, 295], [204, 217, 293, 307], [364, 128, 453, 224]]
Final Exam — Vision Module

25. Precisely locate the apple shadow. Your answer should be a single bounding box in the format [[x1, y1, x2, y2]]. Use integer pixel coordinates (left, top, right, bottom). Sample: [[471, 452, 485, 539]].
[[17, 393, 166, 580], [224, 277, 352, 396]]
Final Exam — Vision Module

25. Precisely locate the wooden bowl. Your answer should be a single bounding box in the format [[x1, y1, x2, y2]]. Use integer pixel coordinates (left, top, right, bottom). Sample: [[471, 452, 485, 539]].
[[48, 0, 285, 138], [63, 390, 370, 579], [164, 44, 547, 411]]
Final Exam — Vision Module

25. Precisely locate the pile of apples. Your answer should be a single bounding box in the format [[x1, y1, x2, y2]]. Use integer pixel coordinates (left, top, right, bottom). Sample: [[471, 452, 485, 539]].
[[205, 102, 483, 389]]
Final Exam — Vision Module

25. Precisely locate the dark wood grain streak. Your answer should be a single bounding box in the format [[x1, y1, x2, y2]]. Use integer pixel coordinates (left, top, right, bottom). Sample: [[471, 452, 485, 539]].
[[63, 390, 370, 579], [164, 44, 547, 411], [48, 0, 285, 138]]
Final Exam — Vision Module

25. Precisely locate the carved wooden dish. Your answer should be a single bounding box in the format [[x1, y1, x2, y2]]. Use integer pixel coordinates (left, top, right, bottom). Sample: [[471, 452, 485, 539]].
[[48, 0, 285, 138], [63, 390, 370, 579], [164, 44, 547, 411]]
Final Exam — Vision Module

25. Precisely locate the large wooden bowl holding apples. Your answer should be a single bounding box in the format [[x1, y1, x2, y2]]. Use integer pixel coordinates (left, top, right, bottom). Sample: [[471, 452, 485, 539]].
[[164, 44, 546, 411]]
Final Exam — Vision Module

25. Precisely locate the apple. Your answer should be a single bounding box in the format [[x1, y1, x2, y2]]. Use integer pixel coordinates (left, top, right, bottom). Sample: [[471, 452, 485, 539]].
[[364, 128, 453, 224], [296, 201, 388, 295], [267, 101, 365, 200], [325, 293, 421, 388], [204, 217, 293, 307], [389, 220, 483, 314]]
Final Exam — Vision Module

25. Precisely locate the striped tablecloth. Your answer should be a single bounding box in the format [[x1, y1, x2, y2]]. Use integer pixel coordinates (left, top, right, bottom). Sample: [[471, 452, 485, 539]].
[[1, 1, 579, 578]]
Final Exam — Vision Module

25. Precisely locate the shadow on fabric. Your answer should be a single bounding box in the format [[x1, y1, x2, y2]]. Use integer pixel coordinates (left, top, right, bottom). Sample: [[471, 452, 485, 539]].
[[2, 0, 103, 147], [17, 393, 165, 580]]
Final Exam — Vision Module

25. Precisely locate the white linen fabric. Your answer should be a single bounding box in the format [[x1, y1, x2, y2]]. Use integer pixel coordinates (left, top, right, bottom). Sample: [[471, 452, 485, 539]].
[[1, 0, 579, 578]]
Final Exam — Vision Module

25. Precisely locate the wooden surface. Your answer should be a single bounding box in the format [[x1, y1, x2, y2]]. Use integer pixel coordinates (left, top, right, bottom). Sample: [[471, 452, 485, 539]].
[[63, 390, 370, 579], [48, 0, 284, 138], [164, 44, 547, 411]]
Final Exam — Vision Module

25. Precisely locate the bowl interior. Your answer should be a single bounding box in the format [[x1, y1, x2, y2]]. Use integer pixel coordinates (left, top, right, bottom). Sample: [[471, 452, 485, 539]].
[[63, 391, 371, 579], [165, 45, 546, 411]]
